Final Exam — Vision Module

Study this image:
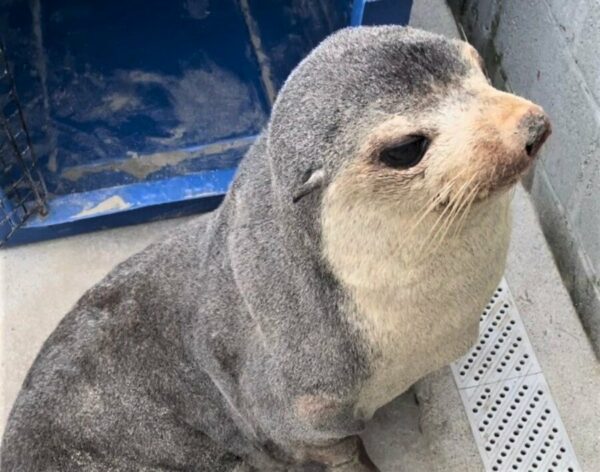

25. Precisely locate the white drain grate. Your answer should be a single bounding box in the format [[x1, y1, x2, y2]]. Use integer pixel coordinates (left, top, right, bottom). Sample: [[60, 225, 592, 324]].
[[451, 279, 581, 472]]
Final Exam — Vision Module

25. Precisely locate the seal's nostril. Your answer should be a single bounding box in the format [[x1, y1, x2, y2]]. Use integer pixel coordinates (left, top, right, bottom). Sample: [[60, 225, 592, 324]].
[[524, 113, 551, 157], [525, 141, 536, 157]]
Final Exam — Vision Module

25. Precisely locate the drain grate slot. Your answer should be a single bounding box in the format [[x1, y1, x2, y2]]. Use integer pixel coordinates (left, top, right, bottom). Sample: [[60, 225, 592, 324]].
[[451, 279, 581, 471]]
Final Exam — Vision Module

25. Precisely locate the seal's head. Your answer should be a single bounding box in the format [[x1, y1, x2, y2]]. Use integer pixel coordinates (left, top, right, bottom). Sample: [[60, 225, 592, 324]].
[[270, 25, 550, 210], [267, 26, 550, 285]]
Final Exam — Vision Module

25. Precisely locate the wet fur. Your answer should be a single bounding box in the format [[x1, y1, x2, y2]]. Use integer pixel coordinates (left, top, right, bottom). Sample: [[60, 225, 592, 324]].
[[2, 26, 544, 471]]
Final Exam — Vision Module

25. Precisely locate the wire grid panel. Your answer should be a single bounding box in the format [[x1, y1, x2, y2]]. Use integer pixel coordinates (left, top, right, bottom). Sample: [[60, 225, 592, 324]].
[[0, 42, 47, 244], [451, 279, 581, 472]]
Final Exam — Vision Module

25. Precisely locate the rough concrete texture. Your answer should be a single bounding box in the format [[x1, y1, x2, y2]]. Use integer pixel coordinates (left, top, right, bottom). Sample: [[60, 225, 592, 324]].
[[506, 187, 600, 471], [2, 1, 600, 470], [409, 0, 462, 38], [448, 0, 600, 356]]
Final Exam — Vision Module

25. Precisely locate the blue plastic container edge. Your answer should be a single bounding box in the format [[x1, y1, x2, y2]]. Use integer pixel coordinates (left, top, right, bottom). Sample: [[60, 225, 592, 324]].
[[1, 0, 387, 247], [4, 169, 234, 246], [351, 0, 367, 26]]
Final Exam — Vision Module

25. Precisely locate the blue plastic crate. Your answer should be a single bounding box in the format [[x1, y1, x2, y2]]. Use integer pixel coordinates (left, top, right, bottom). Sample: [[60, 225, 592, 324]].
[[0, 0, 411, 245]]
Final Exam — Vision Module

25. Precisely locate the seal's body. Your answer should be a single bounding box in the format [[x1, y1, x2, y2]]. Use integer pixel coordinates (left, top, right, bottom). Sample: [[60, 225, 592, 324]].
[[1, 27, 550, 471]]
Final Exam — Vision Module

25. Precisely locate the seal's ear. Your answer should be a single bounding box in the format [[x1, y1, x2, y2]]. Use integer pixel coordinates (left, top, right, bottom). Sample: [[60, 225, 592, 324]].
[[292, 169, 326, 203]]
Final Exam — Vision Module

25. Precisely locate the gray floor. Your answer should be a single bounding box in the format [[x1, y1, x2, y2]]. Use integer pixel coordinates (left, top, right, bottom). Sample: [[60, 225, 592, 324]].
[[1, 1, 599, 470]]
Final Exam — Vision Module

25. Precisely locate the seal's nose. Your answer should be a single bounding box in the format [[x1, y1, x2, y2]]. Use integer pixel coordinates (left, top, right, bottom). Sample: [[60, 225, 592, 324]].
[[522, 111, 551, 158]]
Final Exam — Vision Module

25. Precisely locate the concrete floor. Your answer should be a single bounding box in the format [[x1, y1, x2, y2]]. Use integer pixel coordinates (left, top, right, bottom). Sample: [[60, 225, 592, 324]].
[[1, 1, 599, 470]]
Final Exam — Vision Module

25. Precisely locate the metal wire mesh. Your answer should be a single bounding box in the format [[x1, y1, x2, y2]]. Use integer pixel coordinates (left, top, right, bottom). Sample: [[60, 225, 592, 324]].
[[0, 41, 47, 245]]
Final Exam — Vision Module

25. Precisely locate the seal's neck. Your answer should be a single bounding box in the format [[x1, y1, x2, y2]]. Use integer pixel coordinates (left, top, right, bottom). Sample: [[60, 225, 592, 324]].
[[321, 190, 512, 416]]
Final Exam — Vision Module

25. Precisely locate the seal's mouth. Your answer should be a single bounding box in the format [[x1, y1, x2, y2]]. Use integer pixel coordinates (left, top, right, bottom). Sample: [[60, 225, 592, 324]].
[[456, 118, 552, 206], [484, 120, 552, 196], [436, 92, 551, 208], [434, 125, 552, 211], [481, 157, 535, 197]]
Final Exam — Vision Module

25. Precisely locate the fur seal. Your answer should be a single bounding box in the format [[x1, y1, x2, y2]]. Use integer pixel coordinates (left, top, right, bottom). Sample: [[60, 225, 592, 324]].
[[1, 26, 550, 471]]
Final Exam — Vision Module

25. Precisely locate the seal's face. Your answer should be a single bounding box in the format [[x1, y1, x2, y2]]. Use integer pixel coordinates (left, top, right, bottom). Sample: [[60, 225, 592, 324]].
[[271, 25, 552, 274], [316, 33, 551, 291], [310, 30, 552, 415], [342, 42, 550, 219]]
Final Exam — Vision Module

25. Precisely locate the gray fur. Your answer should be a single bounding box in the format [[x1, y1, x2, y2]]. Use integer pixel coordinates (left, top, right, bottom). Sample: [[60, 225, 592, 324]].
[[2, 26, 471, 471]]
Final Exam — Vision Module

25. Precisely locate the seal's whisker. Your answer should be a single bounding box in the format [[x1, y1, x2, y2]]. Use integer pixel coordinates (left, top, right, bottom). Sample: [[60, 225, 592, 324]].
[[409, 191, 448, 235], [458, 186, 481, 233], [418, 194, 459, 254], [438, 174, 480, 240], [434, 187, 472, 247], [421, 174, 474, 250], [412, 171, 469, 247], [409, 181, 455, 233], [453, 183, 481, 237], [427, 175, 477, 252], [408, 168, 468, 235], [504, 185, 516, 220]]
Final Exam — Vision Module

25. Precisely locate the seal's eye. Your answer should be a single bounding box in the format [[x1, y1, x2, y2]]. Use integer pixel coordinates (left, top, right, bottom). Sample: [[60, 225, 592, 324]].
[[380, 136, 429, 169]]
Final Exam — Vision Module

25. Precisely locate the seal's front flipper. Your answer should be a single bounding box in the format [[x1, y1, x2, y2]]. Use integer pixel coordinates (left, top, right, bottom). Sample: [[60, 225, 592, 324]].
[[302, 436, 380, 472], [325, 439, 380, 472]]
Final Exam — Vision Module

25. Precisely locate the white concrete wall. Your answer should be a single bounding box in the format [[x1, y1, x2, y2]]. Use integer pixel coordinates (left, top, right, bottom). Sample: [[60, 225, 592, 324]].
[[449, 0, 600, 354]]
